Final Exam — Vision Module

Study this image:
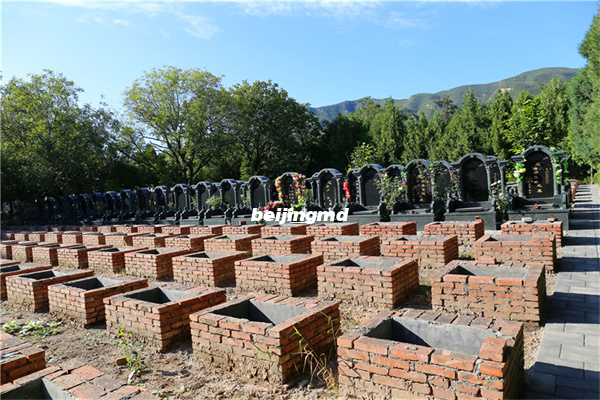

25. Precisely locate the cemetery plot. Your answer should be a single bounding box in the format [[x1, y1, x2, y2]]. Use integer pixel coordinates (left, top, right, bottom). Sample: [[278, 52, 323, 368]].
[[0, 263, 52, 301], [61, 232, 83, 245], [222, 224, 263, 236], [251, 235, 314, 256], [131, 233, 172, 248], [105, 284, 225, 352], [48, 275, 148, 327], [312, 236, 380, 263], [235, 254, 323, 296], [12, 242, 46, 263], [0, 332, 46, 384], [424, 219, 484, 252], [104, 232, 145, 247], [1, 240, 19, 259], [189, 224, 226, 236], [306, 222, 359, 240], [114, 225, 140, 233], [360, 222, 417, 239], [125, 247, 190, 280], [204, 234, 260, 253], [318, 256, 419, 309], [6, 268, 94, 312], [87, 246, 148, 274], [191, 294, 339, 383], [162, 225, 192, 236], [28, 232, 47, 242], [56, 245, 111, 269], [380, 235, 459, 274], [501, 219, 564, 247], [431, 260, 546, 324], [81, 232, 107, 245], [337, 310, 524, 399], [173, 250, 251, 286], [474, 234, 557, 273], [32, 243, 77, 266], [262, 223, 309, 236], [164, 234, 216, 252]]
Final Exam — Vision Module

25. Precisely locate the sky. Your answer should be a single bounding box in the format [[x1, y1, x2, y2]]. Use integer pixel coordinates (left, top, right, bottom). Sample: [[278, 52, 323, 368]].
[[1, 0, 597, 112]]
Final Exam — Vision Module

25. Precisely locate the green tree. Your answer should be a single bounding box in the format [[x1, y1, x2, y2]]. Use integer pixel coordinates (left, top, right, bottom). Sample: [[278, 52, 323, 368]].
[[228, 80, 322, 179], [539, 78, 570, 149], [505, 91, 548, 153], [1, 70, 121, 202], [318, 113, 367, 172], [121, 66, 229, 185], [489, 89, 513, 159], [403, 111, 430, 163]]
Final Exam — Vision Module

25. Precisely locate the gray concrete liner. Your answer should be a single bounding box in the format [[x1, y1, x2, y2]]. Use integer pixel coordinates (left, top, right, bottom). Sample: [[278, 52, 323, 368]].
[[63, 276, 124, 290], [0, 265, 22, 273], [213, 299, 308, 325], [390, 235, 440, 242], [366, 316, 494, 356], [251, 254, 311, 263], [20, 270, 78, 280], [331, 258, 402, 269], [449, 264, 528, 279], [484, 235, 533, 242], [321, 236, 368, 242], [125, 287, 195, 304], [2, 377, 78, 399]]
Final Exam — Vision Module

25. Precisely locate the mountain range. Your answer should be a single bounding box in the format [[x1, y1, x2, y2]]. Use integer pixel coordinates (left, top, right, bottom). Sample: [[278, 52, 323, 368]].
[[310, 67, 580, 121]]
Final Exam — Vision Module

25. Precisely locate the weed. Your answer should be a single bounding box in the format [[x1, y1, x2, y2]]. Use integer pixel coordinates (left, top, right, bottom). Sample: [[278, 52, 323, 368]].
[[2, 319, 62, 338], [116, 326, 146, 383]]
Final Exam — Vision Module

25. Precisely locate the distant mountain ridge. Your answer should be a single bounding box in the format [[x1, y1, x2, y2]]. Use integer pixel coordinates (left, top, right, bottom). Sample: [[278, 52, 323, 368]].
[[310, 67, 580, 121]]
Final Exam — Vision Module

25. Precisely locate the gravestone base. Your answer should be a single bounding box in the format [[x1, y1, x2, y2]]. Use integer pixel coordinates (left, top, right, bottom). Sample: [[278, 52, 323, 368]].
[[443, 210, 497, 231], [507, 208, 569, 230], [390, 213, 435, 231]]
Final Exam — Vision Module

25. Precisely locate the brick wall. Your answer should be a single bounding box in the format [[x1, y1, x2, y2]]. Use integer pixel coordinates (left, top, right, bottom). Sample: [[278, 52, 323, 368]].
[[6, 268, 94, 312], [360, 222, 417, 239], [312, 236, 380, 263], [501, 219, 564, 247], [0, 263, 52, 301], [381, 235, 459, 272], [251, 235, 314, 256], [262, 224, 309, 236], [165, 234, 216, 252], [424, 219, 484, 251], [104, 232, 145, 247], [115, 225, 139, 233], [162, 225, 192, 236], [61, 232, 83, 245], [136, 224, 170, 234], [13, 233, 30, 242], [0, 361, 158, 399], [125, 247, 191, 280], [1, 240, 18, 259], [306, 222, 360, 240], [97, 225, 117, 233], [28, 232, 47, 242], [235, 254, 323, 296], [49, 275, 148, 327], [44, 232, 64, 243], [12, 242, 41, 263], [131, 233, 174, 248], [0, 332, 45, 383], [189, 225, 226, 236], [32, 243, 76, 266], [474, 234, 557, 273], [173, 251, 251, 286], [337, 309, 524, 400], [57, 245, 111, 269], [204, 234, 260, 254], [431, 260, 546, 324], [318, 256, 419, 309], [88, 247, 148, 274], [222, 224, 263, 236], [81, 233, 107, 246], [191, 294, 340, 383], [105, 284, 226, 352]]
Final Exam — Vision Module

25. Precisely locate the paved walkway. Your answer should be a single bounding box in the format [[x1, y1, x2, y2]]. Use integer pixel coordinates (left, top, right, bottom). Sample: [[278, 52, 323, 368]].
[[526, 184, 600, 399]]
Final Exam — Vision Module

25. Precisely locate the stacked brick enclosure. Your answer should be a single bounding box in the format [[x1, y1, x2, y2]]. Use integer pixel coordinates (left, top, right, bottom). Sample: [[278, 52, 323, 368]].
[[32, 244, 76, 266], [137, 224, 169, 234], [306, 222, 360, 240], [56, 245, 110, 269], [360, 222, 417, 238], [165, 234, 216, 251], [318, 256, 419, 309], [49, 275, 148, 326], [235, 254, 323, 296], [172, 251, 251, 286], [424, 219, 484, 251], [105, 232, 144, 247], [12, 242, 42, 263], [125, 247, 190, 279], [189, 225, 226, 236], [162, 225, 192, 236], [431, 260, 546, 324], [115, 225, 139, 233], [13, 233, 30, 242], [190, 294, 340, 383], [312, 236, 380, 263], [61, 232, 83, 245], [251, 235, 314, 256], [474, 234, 557, 273], [222, 224, 263, 236], [0, 361, 157, 399], [0, 332, 46, 383], [105, 284, 226, 351], [81, 233, 107, 245], [6, 268, 94, 312], [44, 232, 64, 243], [28, 232, 47, 242], [501, 219, 564, 247], [204, 234, 260, 253], [262, 224, 309, 236], [88, 247, 148, 274], [132, 233, 173, 248], [0, 263, 52, 300], [0, 260, 19, 267], [97, 225, 118, 233], [0, 240, 18, 259], [380, 235, 459, 271], [337, 309, 524, 399]]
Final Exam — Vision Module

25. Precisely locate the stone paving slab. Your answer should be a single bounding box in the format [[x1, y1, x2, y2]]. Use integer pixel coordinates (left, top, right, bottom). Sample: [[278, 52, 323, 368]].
[[527, 184, 600, 399]]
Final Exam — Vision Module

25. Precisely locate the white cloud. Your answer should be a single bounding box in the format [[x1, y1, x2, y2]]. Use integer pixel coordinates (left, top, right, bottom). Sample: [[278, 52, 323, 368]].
[[177, 13, 220, 38]]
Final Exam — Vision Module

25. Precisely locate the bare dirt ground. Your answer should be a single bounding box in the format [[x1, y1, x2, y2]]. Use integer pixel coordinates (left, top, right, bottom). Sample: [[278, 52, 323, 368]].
[[0, 266, 556, 400]]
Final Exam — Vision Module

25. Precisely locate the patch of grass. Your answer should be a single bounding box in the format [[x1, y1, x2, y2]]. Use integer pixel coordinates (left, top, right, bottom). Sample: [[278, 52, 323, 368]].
[[1, 319, 62, 338]]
